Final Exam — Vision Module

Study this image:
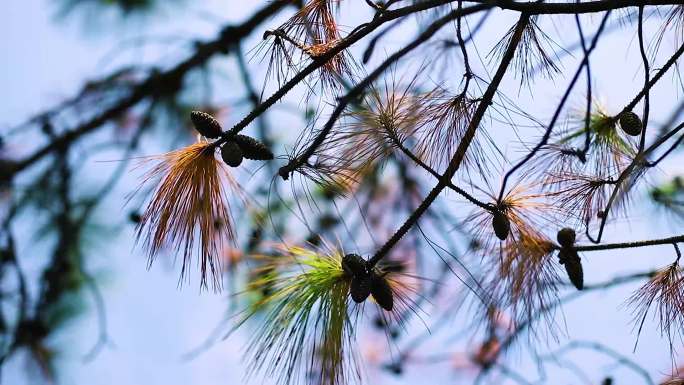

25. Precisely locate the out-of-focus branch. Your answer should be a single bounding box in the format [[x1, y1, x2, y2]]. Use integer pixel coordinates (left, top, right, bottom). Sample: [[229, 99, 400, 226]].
[[538, 340, 655, 385], [1, 0, 293, 181]]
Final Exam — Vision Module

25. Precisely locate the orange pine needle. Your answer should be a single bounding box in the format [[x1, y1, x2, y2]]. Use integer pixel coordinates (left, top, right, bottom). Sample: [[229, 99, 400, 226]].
[[135, 142, 237, 290], [628, 261, 684, 350]]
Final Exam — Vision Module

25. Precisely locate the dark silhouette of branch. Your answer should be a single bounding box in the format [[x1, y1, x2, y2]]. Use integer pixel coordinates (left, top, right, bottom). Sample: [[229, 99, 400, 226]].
[[2, 0, 293, 181], [497, 10, 612, 202], [369, 12, 531, 267], [276, 3, 491, 180], [572, 234, 684, 252]]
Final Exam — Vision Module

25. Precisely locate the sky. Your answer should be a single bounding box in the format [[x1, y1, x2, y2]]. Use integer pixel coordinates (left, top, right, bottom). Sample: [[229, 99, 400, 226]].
[[1, 1, 683, 385]]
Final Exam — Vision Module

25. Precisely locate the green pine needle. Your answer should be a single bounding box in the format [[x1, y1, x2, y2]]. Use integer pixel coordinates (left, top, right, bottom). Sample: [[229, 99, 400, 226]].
[[235, 244, 360, 385]]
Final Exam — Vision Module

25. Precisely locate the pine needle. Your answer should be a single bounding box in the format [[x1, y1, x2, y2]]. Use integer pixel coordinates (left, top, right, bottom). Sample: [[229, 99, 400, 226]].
[[237, 244, 361, 385], [134, 142, 238, 290]]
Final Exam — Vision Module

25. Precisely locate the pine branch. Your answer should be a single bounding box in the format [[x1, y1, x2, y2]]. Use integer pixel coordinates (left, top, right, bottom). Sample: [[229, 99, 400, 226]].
[[386, 126, 493, 211], [5, 0, 679, 183], [572, 234, 684, 252], [368, 12, 532, 267], [277, 2, 491, 180]]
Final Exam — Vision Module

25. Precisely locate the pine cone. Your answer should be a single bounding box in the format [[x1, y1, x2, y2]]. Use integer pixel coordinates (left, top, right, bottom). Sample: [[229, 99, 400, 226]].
[[370, 272, 394, 311], [190, 111, 223, 138], [492, 211, 510, 241], [350, 275, 372, 303], [558, 248, 584, 290], [342, 253, 368, 277], [556, 228, 576, 248], [221, 141, 243, 167], [619, 111, 643, 136], [234, 135, 274, 160]]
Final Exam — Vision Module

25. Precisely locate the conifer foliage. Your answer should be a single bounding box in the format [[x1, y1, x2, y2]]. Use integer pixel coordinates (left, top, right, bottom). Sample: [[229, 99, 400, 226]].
[[3, 0, 684, 384]]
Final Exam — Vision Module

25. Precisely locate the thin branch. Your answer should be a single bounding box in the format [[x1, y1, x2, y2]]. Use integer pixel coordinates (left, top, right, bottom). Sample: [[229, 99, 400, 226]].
[[368, 12, 531, 267], [540, 340, 655, 385], [637, 5, 651, 152], [484, 0, 678, 14], [387, 129, 493, 210], [572, 234, 684, 252], [215, 0, 492, 151], [497, 10, 612, 202], [277, 3, 491, 179], [574, 8, 593, 155], [590, 111, 684, 243]]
